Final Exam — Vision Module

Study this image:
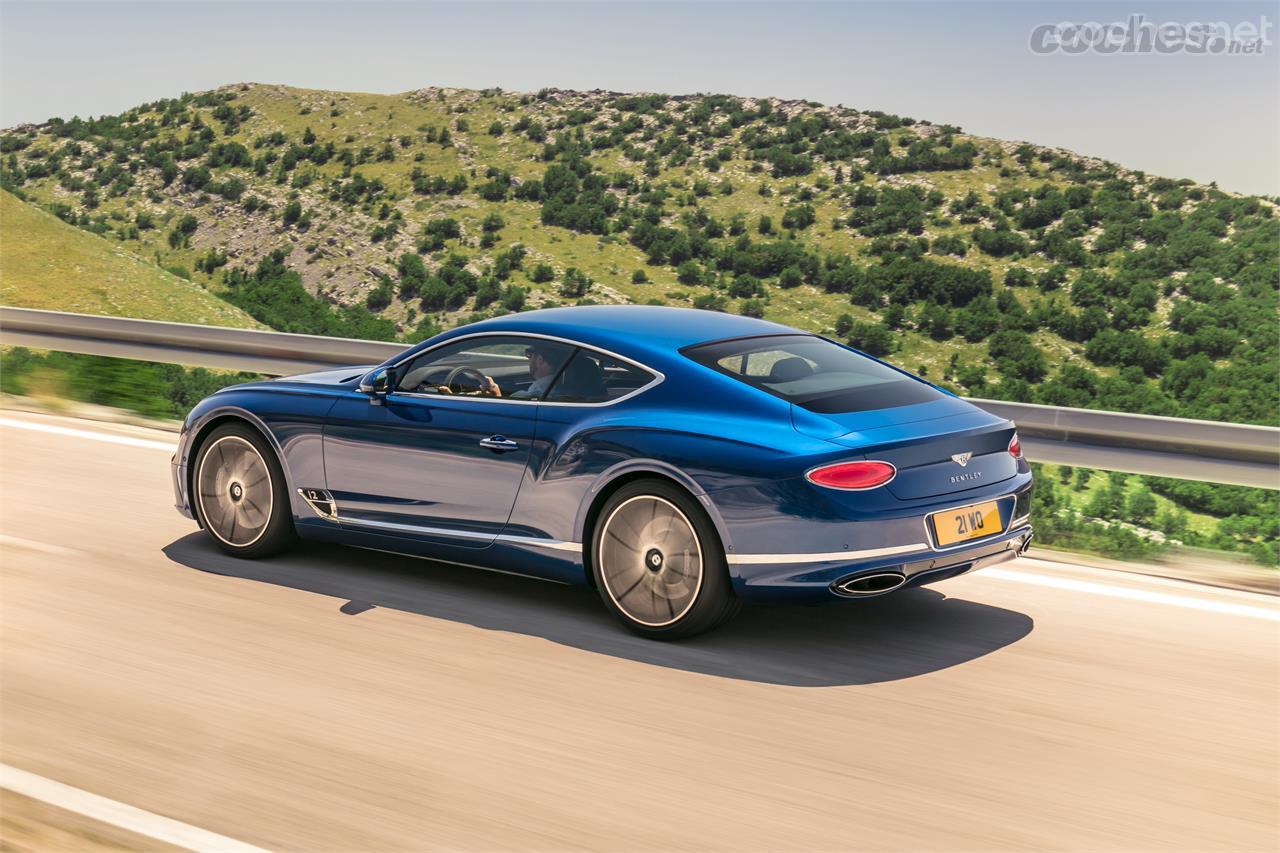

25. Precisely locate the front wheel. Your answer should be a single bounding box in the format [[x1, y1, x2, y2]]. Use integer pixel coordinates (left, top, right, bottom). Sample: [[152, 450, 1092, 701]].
[[193, 423, 296, 558], [591, 480, 740, 639]]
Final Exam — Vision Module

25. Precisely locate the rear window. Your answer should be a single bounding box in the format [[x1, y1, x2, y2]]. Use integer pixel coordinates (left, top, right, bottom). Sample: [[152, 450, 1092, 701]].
[[683, 334, 943, 414]]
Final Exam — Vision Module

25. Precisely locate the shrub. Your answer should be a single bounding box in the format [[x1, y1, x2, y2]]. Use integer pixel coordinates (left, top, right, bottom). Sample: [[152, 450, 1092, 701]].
[[366, 276, 394, 312], [676, 260, 703, 285], [847, 321, 893, 356], [560, 267, 592, 298]]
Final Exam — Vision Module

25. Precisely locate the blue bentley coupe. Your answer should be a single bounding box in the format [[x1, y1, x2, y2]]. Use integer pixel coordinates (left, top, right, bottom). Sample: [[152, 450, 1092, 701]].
[[173, 306, 1033, 638]]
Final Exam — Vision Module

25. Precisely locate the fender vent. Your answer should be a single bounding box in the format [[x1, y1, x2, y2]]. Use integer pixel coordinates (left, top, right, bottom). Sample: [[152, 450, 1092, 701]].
[[297, 488, 337, 520]]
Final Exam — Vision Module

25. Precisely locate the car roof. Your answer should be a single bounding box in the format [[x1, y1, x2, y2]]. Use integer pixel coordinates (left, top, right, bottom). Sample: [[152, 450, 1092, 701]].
[[454, 305, 804, 362]]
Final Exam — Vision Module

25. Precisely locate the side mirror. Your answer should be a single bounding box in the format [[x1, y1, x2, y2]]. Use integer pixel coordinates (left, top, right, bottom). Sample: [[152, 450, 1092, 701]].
[[359, 366, 395, 404]]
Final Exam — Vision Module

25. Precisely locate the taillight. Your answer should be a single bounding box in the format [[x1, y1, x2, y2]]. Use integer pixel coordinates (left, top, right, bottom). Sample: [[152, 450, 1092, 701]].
[[805, 460, 897, 490], [1009, 432, 1023, 459]]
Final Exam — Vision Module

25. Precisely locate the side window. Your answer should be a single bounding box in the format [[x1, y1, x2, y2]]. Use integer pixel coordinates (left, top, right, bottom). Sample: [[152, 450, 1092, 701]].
[[545, 348, 655, 404], [395, 336, 574, 400]]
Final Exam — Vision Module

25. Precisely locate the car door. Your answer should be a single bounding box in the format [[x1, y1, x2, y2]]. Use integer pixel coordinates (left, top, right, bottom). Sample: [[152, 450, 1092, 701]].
[[322, 335, 575, 547]]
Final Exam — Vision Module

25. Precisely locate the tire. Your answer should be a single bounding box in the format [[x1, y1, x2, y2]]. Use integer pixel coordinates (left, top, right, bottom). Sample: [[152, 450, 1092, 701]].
[[590, 479, 740, 639], [193, 423, 296, 558]]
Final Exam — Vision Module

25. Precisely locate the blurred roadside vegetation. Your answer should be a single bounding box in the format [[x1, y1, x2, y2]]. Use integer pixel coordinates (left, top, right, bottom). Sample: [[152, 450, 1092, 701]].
[[1030, 462, 1278, 567], [0, 347, 257, 420]]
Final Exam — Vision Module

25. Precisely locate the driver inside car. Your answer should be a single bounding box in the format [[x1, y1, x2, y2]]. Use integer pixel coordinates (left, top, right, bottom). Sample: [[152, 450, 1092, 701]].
[[439, 344, 566, 399]]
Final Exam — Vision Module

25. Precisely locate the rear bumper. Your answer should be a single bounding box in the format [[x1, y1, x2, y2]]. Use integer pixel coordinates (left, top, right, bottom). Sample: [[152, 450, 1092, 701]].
[[728, 520, 1033, 602]]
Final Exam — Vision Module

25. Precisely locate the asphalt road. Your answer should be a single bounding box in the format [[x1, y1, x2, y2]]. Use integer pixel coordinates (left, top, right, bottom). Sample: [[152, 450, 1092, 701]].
[[1, 411, 1277, 851]]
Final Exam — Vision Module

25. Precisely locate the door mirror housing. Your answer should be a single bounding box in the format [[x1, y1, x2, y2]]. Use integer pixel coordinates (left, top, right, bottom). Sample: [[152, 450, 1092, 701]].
[[359, 366, 396, 403]]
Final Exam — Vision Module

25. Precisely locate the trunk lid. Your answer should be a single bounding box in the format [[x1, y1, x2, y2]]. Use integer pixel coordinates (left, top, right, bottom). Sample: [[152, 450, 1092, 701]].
[[792, 397, 1018, 500]]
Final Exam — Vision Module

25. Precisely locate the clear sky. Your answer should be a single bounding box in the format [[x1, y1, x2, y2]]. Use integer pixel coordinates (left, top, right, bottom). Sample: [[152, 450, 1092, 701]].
[[2, 0, 1276, 195]]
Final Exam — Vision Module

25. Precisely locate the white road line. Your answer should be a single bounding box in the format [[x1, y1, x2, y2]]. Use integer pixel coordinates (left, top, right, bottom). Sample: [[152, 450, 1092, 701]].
[[0, 764, 269, 853], [0, 418, 176, 451], [0, 534, 83, 557], [983, 567, 1280, 621]]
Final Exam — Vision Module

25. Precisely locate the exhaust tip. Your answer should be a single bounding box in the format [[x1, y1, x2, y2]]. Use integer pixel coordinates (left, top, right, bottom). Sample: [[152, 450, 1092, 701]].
[[832, 571, 907, 598], [1018, 532, 1034, 555]]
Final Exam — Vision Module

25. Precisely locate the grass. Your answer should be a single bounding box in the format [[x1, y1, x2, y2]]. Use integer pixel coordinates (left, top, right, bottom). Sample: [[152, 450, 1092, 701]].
[[0, 190, 260, 328]]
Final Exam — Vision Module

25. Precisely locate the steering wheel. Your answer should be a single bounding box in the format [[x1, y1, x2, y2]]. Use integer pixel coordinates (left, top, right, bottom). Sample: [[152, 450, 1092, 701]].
[[444, 366, 490, 395]]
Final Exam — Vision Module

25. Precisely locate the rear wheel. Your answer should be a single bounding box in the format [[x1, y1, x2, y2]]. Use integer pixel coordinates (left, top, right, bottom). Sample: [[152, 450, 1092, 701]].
[[193, 423, 295, 558], [591, 479, 739, 639]]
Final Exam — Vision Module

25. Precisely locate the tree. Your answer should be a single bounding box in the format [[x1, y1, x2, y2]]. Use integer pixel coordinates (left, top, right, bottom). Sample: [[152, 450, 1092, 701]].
[[781, 204, 816, 230], [560, 267, 592, 298], [848, 321, 893, 356], [988, 329, 1047, 382], [397, 252, 428, 299], [954, 297, 1000, 342], [529, 263, 555, 284], [918, 303, 953, 341], [1005, 267, 1033, 287], [365, 276, 394, 312], [778, 266, 803, 289], [281, 200, 303, 226], [757, 215, 774, 235], [1085, 476, 1127, 519], [693, 293, 727, 311], [167, 214, 198, 248], [1126, 488, 1158, 525], [501, 285, 526, 312], [676, 260, 703, 285], [728, 274, 764, 298]]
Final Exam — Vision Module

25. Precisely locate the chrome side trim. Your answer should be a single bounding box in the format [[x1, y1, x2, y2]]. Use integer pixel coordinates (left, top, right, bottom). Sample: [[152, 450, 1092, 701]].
[[338, 515, 495, 540], [496, 533, 582, 553], [336, 515, 581, 552], [371, 331, 667, 409], [726, 543, 927, 565]]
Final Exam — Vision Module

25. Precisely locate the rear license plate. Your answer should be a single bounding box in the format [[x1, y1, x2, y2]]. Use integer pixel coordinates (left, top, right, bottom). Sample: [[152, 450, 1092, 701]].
[[931, 500, 1003, 546]]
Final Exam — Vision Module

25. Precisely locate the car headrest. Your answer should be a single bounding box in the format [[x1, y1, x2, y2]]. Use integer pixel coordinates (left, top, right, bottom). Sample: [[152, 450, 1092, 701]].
[[557, 354, 607, 400], [768, 356, 815, 383]]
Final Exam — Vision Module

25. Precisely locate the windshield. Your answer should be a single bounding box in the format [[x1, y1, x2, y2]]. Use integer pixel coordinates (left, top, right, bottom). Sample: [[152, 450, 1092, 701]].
[[683, 334, 943, 414]]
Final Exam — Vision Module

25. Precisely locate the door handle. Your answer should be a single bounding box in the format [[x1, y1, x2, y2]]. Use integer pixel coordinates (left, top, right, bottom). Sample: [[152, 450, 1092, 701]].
[[479, 435, 520, 452]]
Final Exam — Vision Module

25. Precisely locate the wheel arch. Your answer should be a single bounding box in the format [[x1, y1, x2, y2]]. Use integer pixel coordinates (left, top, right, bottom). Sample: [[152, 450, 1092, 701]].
[[185, 408, 289, 527], [575, 463, 733, 588]]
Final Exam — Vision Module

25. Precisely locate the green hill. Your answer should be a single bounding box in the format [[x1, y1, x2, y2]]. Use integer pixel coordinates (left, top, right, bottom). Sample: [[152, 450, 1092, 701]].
[[0, 82, 1276, 563], [2, 82, 1274, 426], [0, 188, 259, 327]]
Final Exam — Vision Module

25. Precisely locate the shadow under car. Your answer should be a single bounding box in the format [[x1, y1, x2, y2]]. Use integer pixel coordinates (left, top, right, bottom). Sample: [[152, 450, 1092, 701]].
[[162, 533, 1033, 688]]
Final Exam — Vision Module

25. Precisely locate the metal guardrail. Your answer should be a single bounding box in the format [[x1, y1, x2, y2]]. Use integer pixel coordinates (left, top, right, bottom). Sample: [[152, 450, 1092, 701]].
[[0, 306, 404, 375], [3, 306, 1278, 489], [973, 399, 1278, 490]]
